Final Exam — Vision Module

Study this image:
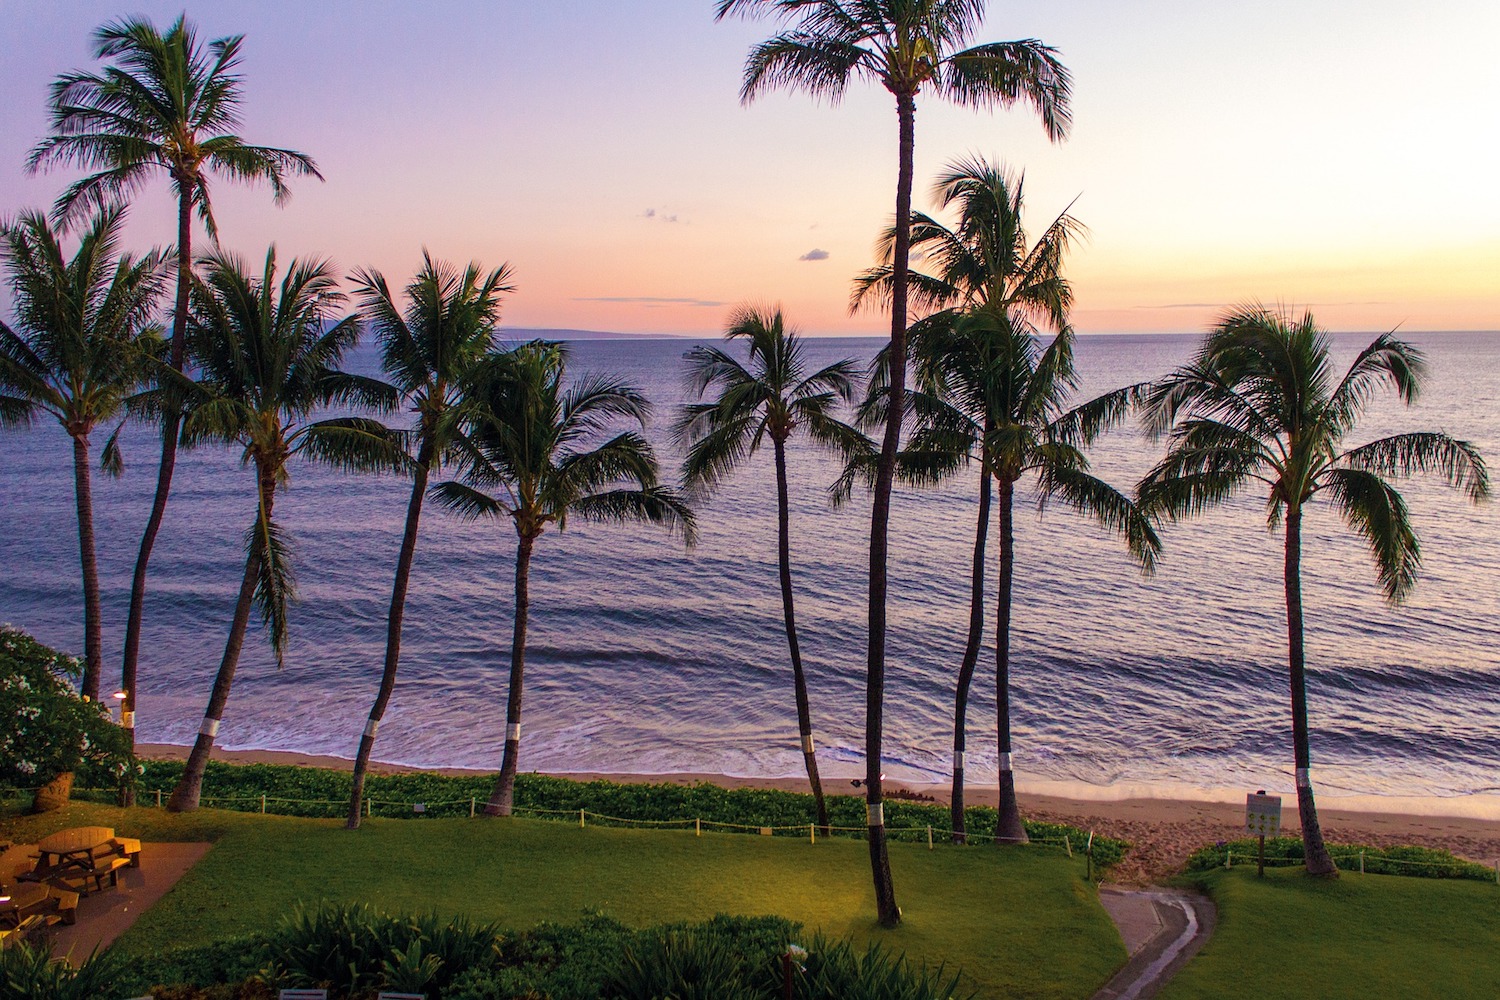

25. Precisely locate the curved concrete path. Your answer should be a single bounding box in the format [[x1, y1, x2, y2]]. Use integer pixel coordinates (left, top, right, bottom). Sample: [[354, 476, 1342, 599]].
[[1092, 886, 1215, 1000]]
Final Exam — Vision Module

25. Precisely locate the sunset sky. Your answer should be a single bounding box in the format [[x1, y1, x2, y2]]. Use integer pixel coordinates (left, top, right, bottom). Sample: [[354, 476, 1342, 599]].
[[1, 0, 1496, 337]]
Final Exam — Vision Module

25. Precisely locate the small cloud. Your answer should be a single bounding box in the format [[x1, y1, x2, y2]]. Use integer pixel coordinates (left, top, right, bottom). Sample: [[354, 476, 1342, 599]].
[[643, 208, 655, 218], [642, 207, 680, 223], [799, 248, 830, 261], [573, 295, 725, 308]]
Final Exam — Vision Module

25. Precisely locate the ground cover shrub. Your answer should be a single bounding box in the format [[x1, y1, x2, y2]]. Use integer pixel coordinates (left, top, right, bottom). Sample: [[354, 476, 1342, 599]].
[[1185, 836, 1495, 880], [115, 936, 266, 996], [127, 760, 1127, 867]]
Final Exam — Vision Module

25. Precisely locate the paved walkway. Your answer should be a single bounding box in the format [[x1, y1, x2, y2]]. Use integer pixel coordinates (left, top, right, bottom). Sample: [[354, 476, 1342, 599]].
[[49, 842, 212, 963], [1092, 886, 1215, 1000]]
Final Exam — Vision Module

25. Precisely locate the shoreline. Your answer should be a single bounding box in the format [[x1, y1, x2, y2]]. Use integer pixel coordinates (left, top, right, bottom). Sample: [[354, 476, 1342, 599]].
[[138, 743, 1500, 882]]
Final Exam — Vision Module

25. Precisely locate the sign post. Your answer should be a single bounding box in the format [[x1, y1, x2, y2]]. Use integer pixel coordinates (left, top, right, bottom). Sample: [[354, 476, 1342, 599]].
[[1244, 790, 1282, 878]]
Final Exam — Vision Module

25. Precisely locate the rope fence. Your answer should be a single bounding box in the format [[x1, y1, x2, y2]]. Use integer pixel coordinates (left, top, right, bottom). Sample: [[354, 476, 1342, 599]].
[[9, 785, 1494, 885]]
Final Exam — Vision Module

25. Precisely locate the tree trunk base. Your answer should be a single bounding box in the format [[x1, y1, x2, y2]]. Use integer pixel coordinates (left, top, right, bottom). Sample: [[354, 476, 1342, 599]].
[[994, 770, 1029, 843], [32, 772, 73, 813]]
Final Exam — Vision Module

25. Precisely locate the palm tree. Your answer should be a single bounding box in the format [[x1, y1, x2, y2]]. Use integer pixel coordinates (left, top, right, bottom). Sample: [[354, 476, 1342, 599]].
[[29, 13, 322, 756], [856, 157, 1113, 840], [675, 306, 869, 833], [716, 0, 1070, 924], [434, 342, 696, 818], [1138, 306, 1489, 875], [0, 207, 168, 700], [344, 253, 516, 830], [165, 248, 401, 812]]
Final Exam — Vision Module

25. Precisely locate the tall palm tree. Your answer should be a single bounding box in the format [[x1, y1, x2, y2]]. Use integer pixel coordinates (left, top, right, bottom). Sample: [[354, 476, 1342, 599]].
[[1138, 306, 1489, 875], [852, 157, 1087, 841], [716, 0, 1070, 924], [675, 306, 869, 833], [165, 248, 401, 812], [434, 342, 695, 818], [344, 253, 516, 830], [0, 207, 168, 700], [29, 13, 322, 756]]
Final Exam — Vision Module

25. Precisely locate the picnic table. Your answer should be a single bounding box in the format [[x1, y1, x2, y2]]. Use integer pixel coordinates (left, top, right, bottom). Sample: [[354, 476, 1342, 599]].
[[0, 883, 50, 928], [19, 826, 137, 896]]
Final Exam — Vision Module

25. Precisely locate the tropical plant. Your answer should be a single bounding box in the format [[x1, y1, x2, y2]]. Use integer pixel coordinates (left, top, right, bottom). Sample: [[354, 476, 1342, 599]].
[[28, 13, 321, 754], [165, 248, 402, 811], [0, 941, 128, 1000], [434, 342, 695, 816], [1138, 306, 1489, 875], [0, 206, 168, 698], [675, 306, 868, 833], [852, 157, 1155, 842], [0, 627, 132, 811], [343, 252, 516, 830], [716, 0, 1071, 924]]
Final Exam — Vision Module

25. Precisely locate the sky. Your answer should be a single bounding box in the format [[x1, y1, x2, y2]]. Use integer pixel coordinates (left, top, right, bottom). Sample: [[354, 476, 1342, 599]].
[[1, 0, 1497, 337]]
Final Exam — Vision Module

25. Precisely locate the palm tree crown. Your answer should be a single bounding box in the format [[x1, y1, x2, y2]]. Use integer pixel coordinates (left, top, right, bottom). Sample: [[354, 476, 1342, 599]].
[[183, 248, 403, 660], [28, 14, 320, 231], [1140, 307, 1488, 599], [677, 306, 866, 486], [717, 0, 1070, 127]]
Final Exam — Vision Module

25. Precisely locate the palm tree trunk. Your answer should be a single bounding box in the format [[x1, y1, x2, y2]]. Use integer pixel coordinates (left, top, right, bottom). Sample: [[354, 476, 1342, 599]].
[[71, 432, 103, 701], [485, 530, 535, 817], [168, 469, 272, 813], [951, 463, 991, 843], [773, 437, 830, 833], [865, 88, 916, 928], [994, 477, 1028, 843], [1285, 508, 1337, 876], [347, 441, 433, 829], [120, 188, 193, 783]]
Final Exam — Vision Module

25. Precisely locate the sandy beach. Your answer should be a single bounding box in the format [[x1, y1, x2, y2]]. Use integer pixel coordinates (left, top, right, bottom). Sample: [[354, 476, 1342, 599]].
[[137, 743, 1500, 883]]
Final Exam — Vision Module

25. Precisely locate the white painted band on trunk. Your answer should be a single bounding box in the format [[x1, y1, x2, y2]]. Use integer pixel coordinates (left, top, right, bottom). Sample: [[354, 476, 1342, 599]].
[[199, 717, 219, 737], [866, 802, 884, 826], [952, 751, 964, 770], [363, 718, 380, 739], [120, 711, 135, 729], [1296, 767, 1311, 788], [507, 723, 521, 742], [999, 752, 1012, 771], [801, 733, 814, 754]]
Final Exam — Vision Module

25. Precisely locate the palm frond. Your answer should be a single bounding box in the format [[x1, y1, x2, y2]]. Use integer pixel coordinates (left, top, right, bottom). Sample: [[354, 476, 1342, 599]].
[[1339, 432, 1489, 502], [1319, 467, 1419, 602]]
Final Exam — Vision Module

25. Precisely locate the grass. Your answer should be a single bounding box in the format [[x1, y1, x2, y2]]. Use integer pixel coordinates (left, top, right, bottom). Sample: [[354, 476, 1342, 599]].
[[0, 802, 1124, 999], [1162, 865, 1500, 1000]]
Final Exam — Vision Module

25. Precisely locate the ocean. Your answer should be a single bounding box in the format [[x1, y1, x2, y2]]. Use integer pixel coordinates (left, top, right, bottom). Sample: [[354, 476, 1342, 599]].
[[2, 331, 1497, 805]]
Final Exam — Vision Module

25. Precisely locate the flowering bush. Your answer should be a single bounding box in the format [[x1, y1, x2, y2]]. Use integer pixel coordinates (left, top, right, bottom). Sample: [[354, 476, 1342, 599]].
[[0, 625, 132, 793]]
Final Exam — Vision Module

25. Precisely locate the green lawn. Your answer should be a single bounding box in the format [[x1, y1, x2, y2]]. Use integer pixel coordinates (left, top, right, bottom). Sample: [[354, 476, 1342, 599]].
[[1163, 866, 1500, 1000], [0, 803, 1124, 999]]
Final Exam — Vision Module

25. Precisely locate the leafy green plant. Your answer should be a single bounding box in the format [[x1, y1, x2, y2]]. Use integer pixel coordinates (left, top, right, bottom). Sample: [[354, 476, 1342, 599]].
[[607, 928, 760, 1000], [0, 941, 128, 1000], [792, 935, 972, 1000]]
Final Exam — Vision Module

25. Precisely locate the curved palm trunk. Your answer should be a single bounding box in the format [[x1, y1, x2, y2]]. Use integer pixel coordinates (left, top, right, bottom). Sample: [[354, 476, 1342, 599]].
[[485, 530, 535, 817], [71, 433, 103, 701], [865, 89, 916, 927], [950, 464, 992, 843], [773, 438, 830, 833], [994, 477, 1028, 843], [347, 442, 433, 829], [120, 188, 193, 779], [1285, 508, 1337, 876], [168, 468, 272, 812]]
